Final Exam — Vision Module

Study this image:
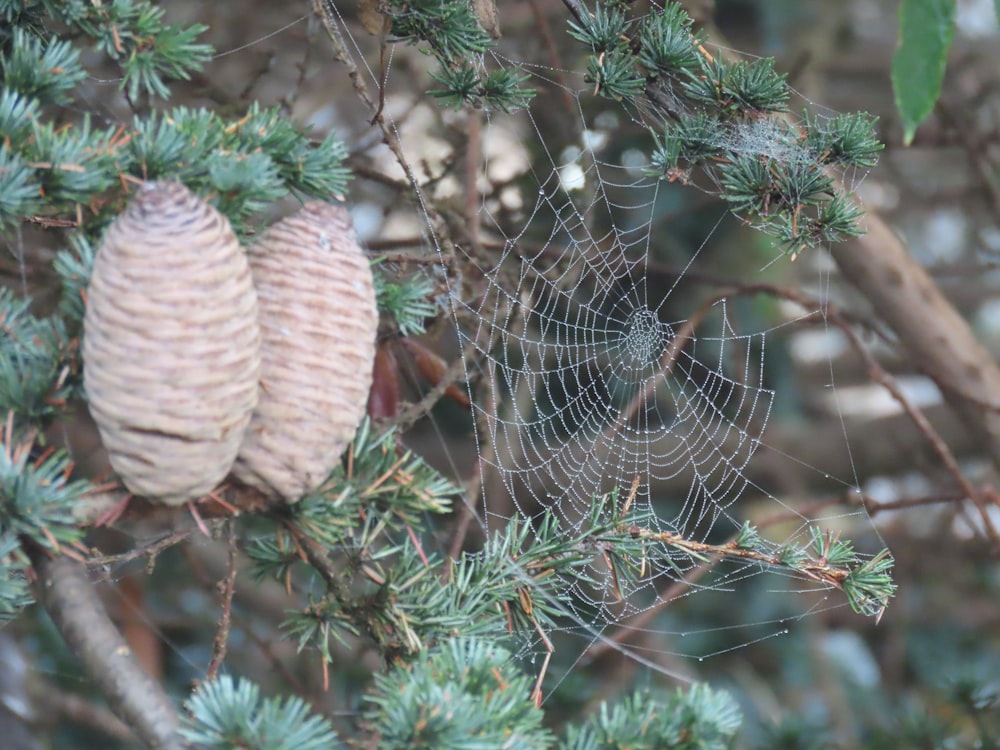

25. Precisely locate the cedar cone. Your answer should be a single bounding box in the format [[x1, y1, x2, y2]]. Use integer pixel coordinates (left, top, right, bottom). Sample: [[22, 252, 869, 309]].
[[83, 181, 261, 505], [233, 202, 377, 503]]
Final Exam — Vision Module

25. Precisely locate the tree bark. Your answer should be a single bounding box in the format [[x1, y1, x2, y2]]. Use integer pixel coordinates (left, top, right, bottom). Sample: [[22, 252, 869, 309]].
[[32, 551, 184, 750], [830, 214, 1000, 471]]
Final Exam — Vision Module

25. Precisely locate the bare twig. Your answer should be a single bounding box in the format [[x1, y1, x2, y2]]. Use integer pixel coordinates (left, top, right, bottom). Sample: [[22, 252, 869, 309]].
[[834, 306, 1000, 545], [205, 521, 239, 682], [391, 341, 475, 432], [636, 528, 849, 587], [558, 0, 587, 26], [737, 283, 999, 544], [87, 528, 194, 573]]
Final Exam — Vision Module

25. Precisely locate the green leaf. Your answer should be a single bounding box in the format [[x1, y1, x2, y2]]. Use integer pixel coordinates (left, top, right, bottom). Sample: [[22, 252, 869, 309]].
[[891, 0, 956, 146]]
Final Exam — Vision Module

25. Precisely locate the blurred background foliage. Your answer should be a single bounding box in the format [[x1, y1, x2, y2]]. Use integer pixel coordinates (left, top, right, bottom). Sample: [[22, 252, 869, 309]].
[[2, 0, 1000, 748]]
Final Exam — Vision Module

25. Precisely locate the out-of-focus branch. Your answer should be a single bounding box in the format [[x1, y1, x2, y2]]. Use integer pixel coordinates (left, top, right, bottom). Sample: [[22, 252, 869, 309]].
[[31, 549, 184, 750], [205, 521, 238, 682], [36, 685, 133, 744], [829, 215, 1000, 471]]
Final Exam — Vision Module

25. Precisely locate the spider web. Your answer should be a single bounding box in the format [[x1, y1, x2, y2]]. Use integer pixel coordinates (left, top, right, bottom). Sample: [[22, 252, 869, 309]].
[[56, 2, 883, 683], [317, 2, 886, 662], [454, 122, 782, 637], [468, 156, 772, 550]]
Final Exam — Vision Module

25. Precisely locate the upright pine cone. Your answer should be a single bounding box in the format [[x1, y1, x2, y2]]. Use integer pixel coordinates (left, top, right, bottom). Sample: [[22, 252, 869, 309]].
[[233, 202, 377, 503], [83, 181, 261, 505]]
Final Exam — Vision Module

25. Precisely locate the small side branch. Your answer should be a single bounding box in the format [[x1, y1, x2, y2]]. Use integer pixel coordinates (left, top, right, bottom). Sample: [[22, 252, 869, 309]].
[[205, 520, 239, 682], [31, 549, 184, 750]]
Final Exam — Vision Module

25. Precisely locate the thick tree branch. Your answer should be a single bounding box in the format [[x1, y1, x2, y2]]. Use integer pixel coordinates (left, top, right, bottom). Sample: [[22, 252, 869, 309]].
[[830, 216, 1000, 471], [31, 549, 184, 750]]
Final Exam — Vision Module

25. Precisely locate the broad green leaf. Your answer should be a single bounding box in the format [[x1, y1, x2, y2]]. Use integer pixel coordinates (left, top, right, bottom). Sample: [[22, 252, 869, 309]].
[[891, 0, 956, 146]]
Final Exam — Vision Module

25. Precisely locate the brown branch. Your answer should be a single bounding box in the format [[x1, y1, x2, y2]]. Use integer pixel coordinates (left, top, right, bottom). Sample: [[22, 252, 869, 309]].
[[840, 323, 1000, 544], [87, 528, 194, 572], [30, 548, 184, 750], [205, 521, 238, 682], [312, 0, 451, 239], [370, 249, 440, 265], [769, 286, 998, 542], [558, 0, 586, 26], [448, 362, 500, 559], [831, 216, 1000, 465], [37, 684, 134, 743], [585, 487, 964, 661], [390, 345, 473, 432], [730, 283, 1000, 545], [638, 528, 850, 586]]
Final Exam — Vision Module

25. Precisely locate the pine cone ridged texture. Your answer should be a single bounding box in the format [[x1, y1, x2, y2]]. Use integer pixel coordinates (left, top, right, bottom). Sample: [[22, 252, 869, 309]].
[[83, 181, 261, 505], [233, 202, 377, 504]]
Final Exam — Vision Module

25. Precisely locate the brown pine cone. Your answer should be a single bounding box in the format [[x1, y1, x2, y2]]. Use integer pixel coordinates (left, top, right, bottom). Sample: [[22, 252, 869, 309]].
[[234, 201, 378, 504], [83, 181, 261, 505]]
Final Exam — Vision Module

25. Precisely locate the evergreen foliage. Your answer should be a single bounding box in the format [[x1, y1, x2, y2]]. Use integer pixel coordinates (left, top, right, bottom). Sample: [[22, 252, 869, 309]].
[[373, 268, 440, 337], [564, 685, 741, 750], [567, 1, 883, 255], [0, 426, 86, 552], [181, 675, 344, 750], [366, 637, 554, 749], [382, 0, 535, 112], [0, 1, 910, 748], [0, 0, 212, 100], [0, 290, 78, 425], [0, 533, 32, 623]]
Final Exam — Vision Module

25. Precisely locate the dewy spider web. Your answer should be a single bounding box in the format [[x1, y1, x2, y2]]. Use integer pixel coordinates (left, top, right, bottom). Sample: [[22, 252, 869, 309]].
[[461, 125, 778, 624], [469, 160, 773, 541], [321, 0, 888, 664]]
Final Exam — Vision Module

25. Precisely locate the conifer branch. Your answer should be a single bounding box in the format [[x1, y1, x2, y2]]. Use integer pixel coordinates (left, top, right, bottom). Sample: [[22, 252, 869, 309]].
[[563, 0, 882, 255]]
